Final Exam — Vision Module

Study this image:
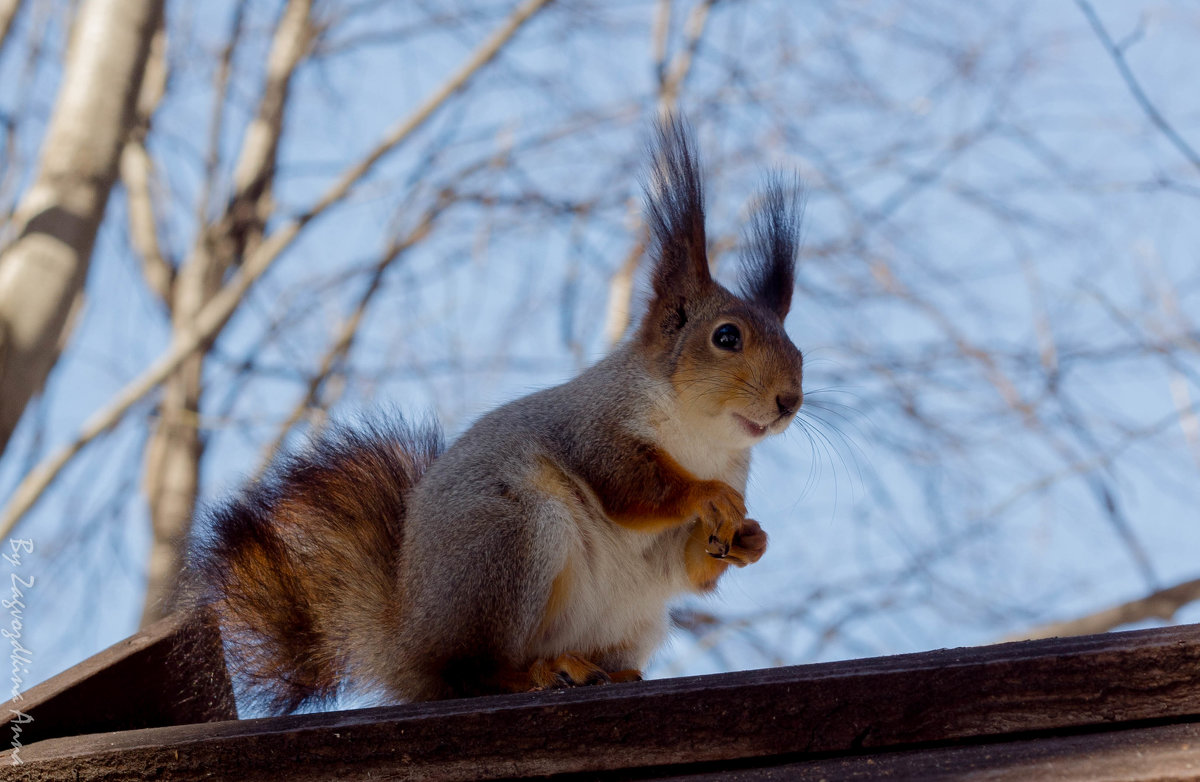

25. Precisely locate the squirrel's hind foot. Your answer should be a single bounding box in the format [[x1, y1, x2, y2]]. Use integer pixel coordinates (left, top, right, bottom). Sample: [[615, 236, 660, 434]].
[[520, 653, 644, 691], [530, 652, 610, 689]]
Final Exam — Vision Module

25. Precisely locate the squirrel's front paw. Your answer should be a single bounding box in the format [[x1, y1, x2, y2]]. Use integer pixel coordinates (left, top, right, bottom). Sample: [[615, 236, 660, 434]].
[[724, 518, 768, 567], [695, 481, 746, 558]]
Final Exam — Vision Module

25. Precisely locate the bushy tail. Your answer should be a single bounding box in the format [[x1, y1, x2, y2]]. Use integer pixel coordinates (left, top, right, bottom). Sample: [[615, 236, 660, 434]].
[[187, 418, 443, 714]]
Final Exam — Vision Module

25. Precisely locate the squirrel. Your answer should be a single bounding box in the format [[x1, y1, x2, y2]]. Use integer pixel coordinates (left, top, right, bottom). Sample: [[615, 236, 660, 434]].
[[188, 117, 805, 713]]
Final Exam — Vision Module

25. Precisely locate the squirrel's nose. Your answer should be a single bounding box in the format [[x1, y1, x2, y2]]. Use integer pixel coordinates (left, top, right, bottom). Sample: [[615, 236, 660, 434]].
[[776, 392, 801, 417]]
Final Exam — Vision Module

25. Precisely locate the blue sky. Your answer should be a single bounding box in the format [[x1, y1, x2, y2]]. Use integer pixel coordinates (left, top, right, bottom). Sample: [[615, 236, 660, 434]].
[[1, 0, 1198, 700]]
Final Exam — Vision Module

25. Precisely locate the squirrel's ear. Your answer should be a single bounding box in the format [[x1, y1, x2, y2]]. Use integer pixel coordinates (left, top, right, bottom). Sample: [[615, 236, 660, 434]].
[[643, 115, 712, 321], [739, 173, 804, 320]]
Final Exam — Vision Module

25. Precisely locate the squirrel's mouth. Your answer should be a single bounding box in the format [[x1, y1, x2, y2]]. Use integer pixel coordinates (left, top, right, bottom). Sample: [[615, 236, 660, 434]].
[[733, 414, 769, 438]]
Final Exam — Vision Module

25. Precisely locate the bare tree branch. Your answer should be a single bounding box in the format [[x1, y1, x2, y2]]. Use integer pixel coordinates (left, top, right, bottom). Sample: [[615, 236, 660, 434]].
[[1075, 0, 1200, 174], [0, 0, 555, 542], [138, 0, 316, 627], [120, 19, 173, 305], [294, 0, 555, 227], [657, 0, 716, 113], [255, 190, 454, 474], [196, 0, 248, 227], [1008, 578, 1200, 642], [601, 226, 646, 346], [6, 0, 1198, 681], [602, 0, 716, 345]]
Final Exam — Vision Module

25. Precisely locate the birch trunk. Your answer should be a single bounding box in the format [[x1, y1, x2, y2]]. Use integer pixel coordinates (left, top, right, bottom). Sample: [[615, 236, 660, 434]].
[[139, 0, 313, 626], [0, 0, 22, 55], [0, 0, 163, 454]]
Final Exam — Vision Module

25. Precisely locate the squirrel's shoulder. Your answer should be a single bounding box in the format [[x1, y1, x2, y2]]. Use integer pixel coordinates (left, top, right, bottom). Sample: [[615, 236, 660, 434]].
[[461, 346, 658, 444]]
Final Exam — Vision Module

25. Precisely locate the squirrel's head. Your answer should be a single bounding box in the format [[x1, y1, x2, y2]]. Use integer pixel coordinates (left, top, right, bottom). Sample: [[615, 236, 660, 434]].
[[637, 117, 804, 448]]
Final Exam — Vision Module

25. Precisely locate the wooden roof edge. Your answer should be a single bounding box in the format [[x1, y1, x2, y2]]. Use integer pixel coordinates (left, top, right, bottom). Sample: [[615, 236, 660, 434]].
[[649, 722, 1200, 782], [0, 606, 234, 751], [2, 611, 189, 715], [4, 619, 1200, 780]]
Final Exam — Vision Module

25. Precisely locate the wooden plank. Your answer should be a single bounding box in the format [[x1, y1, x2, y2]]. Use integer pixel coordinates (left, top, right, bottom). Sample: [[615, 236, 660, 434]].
[[0, 607, 235, 752], [645, 722, 1200, 781], [4, 623, 1200, 780]]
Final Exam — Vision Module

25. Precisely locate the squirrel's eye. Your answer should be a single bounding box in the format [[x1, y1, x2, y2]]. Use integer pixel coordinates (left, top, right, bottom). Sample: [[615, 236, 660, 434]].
[[712, 323, 742, 351]]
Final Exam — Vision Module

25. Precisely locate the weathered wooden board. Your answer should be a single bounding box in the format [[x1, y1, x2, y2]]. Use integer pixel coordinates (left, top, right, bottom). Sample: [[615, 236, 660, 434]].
[[0, 607, 234, 751], [4, 623, 1200, 780], [643, 722, 1200, 781]]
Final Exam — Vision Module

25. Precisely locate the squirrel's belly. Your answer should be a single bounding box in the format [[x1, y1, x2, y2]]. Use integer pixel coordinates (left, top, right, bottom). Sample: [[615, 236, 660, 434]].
[[527, 523, 687, 666]]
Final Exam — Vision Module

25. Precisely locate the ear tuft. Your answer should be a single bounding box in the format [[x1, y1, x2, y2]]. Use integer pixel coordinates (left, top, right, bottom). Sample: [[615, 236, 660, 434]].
[[643, 114, 710, 305], [739, 173, 804, 319]]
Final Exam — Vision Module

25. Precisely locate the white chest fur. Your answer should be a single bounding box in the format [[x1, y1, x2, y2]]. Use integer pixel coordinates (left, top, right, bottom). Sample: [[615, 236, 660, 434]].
[[648, 389, 751, 489], [523, 374, 755, 670], [529, 519, 683, 668]]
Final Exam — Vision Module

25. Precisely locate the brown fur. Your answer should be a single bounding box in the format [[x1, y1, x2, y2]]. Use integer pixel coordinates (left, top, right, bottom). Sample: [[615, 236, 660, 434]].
[[186, 419, 442, 713], [684, 521, 731, 592], [534, 559, 574, 642], [591, 442, 745, 539]]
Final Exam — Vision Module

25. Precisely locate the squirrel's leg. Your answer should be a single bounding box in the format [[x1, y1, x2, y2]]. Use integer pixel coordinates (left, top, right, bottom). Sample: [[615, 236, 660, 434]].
[[607, 669, 645, 683], [531, 653, 612, 688], [530, 653, 644, 688], [595, 444, 747, 556], [592, 642, 646, 684], [427, 650, 620, 697]]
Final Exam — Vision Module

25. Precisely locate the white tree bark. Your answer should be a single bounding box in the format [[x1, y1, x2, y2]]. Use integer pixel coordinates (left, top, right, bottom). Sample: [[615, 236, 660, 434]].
[[0, 0, 163, 454], [139, 0, 314, 627], [0, 0, 22, 55], [0, 0, 555, 563]]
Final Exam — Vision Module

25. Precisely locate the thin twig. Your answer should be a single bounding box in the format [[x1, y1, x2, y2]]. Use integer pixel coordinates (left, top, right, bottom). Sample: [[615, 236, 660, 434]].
[[0, 0, 555, 538], [196, 0, 247, 226], [1006, 577, 1200, 641], [254, 190, 453, 475], [1075, 0, 1200, 174], [120, 20, 173, 304], [602, 0, 716, 345]]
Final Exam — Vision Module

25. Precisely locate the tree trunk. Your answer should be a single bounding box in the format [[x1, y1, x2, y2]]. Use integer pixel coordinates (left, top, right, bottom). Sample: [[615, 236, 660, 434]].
[[138, 0, 312, 626], [0, 0, 22, 56], [139, 266, 211, 628], [0, 0, 163, 454]]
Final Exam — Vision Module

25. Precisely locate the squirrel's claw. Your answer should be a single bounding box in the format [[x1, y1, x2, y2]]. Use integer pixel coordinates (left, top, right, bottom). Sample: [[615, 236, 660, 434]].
[[724, 518, 768, 567], [696, 481, 746, 560], [529, 652, 613, 690], [706, 535, 730, 558]]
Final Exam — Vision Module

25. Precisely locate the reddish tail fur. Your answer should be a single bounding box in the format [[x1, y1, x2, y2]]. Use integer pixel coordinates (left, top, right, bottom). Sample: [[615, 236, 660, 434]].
[[187, 419, 443, 714]]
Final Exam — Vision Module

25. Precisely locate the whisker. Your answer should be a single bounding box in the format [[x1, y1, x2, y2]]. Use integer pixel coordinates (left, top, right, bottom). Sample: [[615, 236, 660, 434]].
[[797, 408, 872, 494]]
